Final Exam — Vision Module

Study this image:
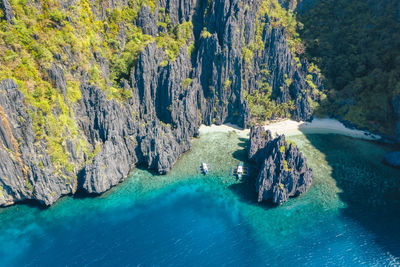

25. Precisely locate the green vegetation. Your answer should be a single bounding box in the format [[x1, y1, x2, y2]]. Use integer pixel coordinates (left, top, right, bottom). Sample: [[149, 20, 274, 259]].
[[286, 138, 296, 148], [284, 74, 292, 87], [201, 27, 212, 38], [244, 88, 295, 123], [0, 0, 160, 173], [242, 46, 254, 65], [244, 66, 294, 123], [299, 0, 400, 135], [242, 0, 322, 123], [86, 143, 102, 163], [181, 78, 193, 90], [156, 11, 193, 61], [260, 0, 304, 54], [223, 79, 232, 90], [24, 179, 33, 193], [283, 159, 290, 171], [243, 0, 305, 63]]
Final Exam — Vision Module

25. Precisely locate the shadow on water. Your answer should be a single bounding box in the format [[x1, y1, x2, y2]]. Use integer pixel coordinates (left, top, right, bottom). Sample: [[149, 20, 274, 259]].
[[11, 199, 48, 211], [301, 133, 400, 258], [73, 165, 157, 201], [228, 137, 278, 210], [231, 137, 249, 161], [228, 173, 277, 210]]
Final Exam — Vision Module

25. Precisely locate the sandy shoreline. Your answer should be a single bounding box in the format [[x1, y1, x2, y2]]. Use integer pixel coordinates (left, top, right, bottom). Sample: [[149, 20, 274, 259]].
[[198, 118, 381, 140]]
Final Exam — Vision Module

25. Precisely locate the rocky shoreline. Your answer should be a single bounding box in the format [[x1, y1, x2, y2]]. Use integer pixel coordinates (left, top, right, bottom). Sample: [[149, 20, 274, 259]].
[[2, 0, 399, 208], [248, 125, 313, 204], [0, 0, 322, 207]]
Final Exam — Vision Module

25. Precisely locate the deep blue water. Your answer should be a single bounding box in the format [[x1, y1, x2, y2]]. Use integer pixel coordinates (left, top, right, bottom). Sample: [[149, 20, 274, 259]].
[[0, 133, 399, 266], [17, 188, 261, 266]]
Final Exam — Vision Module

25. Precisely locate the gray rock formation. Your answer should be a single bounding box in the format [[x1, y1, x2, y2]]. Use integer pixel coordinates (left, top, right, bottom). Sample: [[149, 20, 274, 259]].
[[0, 0, 321, 207], [1, 0, 14, 23], [48, 64, 67, 97], [0, 79, 77, 206], [278, 0, 298, 10], [248, 125, 313, 204], [248, 125, 272, 166]]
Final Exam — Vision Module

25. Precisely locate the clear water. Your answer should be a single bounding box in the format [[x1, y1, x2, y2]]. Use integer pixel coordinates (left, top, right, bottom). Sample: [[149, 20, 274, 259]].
[[0, 131, 400, 266]]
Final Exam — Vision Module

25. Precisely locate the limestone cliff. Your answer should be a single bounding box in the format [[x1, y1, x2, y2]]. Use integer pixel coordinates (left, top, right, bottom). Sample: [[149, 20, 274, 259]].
[[0, 0, 321, 206], [248, 125, 313, 204]]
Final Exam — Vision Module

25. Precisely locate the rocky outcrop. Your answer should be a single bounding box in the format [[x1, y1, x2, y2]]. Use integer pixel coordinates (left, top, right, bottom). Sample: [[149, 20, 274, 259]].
[[248, 125, 313, 204], [0, 79, 77, 206], [248, 125, 273, 165], [48, 64, 67, 96], [278, 0, 298, 10], [188, 0, 320, 126], [0, 0, 321, 207], [0, 0, 14, 23]]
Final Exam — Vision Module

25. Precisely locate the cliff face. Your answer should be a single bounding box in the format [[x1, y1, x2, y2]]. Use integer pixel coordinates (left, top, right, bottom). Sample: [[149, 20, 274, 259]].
[[248, 125, 313, 204], [0, 0, 320, 206]]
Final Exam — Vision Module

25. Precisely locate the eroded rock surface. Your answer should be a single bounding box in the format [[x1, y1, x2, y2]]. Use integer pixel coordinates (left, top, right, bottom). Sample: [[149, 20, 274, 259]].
[[0, 0, 14, 23], [248, 125, 313, 204], [0, 0, 322, 206]]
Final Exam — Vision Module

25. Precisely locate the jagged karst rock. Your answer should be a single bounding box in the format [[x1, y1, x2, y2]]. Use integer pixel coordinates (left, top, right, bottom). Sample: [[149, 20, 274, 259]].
[[48, 63, 67, 96], [0, 0, 321, 207], [1, 0, 14, 23], [0, 80, 77, 207], [278, 0, 298, 10], [248, 125, 313, 204], [248, 125, 272, 165], [136, 5, 158, 36]]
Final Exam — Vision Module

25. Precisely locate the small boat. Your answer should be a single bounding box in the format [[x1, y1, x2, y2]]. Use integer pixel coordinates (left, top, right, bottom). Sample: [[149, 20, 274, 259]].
[[199, 162, 210, 175], [230, 162, 249, 179]]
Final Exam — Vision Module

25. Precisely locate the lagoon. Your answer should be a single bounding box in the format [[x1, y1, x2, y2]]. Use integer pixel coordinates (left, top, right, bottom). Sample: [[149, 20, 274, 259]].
[[0, 131, 399, 266]]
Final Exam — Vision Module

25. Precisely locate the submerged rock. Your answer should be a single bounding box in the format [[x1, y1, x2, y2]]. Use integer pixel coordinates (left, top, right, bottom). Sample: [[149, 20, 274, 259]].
[[384, 151, 400, 168], [248, 125, 313, 204]]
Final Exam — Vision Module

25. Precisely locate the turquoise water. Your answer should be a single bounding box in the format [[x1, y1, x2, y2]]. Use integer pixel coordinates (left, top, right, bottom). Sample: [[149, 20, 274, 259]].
[[0, 131, 400, 266]]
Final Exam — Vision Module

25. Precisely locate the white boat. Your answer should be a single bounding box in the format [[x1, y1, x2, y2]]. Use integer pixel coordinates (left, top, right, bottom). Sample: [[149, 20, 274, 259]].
[[199, 162, 209, 175], [230, 162, 249, 179]]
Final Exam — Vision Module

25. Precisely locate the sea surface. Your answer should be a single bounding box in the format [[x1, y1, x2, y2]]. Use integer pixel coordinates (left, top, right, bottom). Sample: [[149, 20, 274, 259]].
[[0, 131, 400, 266]]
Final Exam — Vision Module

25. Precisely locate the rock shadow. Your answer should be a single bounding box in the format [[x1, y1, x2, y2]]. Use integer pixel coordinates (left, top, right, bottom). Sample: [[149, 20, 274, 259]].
[[231, 137, 249, 161], [228, 172, 278, 210], [228, 136, 278, 210]]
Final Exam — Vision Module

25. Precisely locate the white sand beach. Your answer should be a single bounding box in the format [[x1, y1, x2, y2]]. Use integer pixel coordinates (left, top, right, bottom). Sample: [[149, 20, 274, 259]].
[[198, 123, 250, 138], [198, 118, 381, 140]]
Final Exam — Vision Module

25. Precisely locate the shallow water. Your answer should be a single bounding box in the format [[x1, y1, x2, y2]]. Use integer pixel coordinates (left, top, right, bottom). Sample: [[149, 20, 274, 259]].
[[0, 131, 399, 266]]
